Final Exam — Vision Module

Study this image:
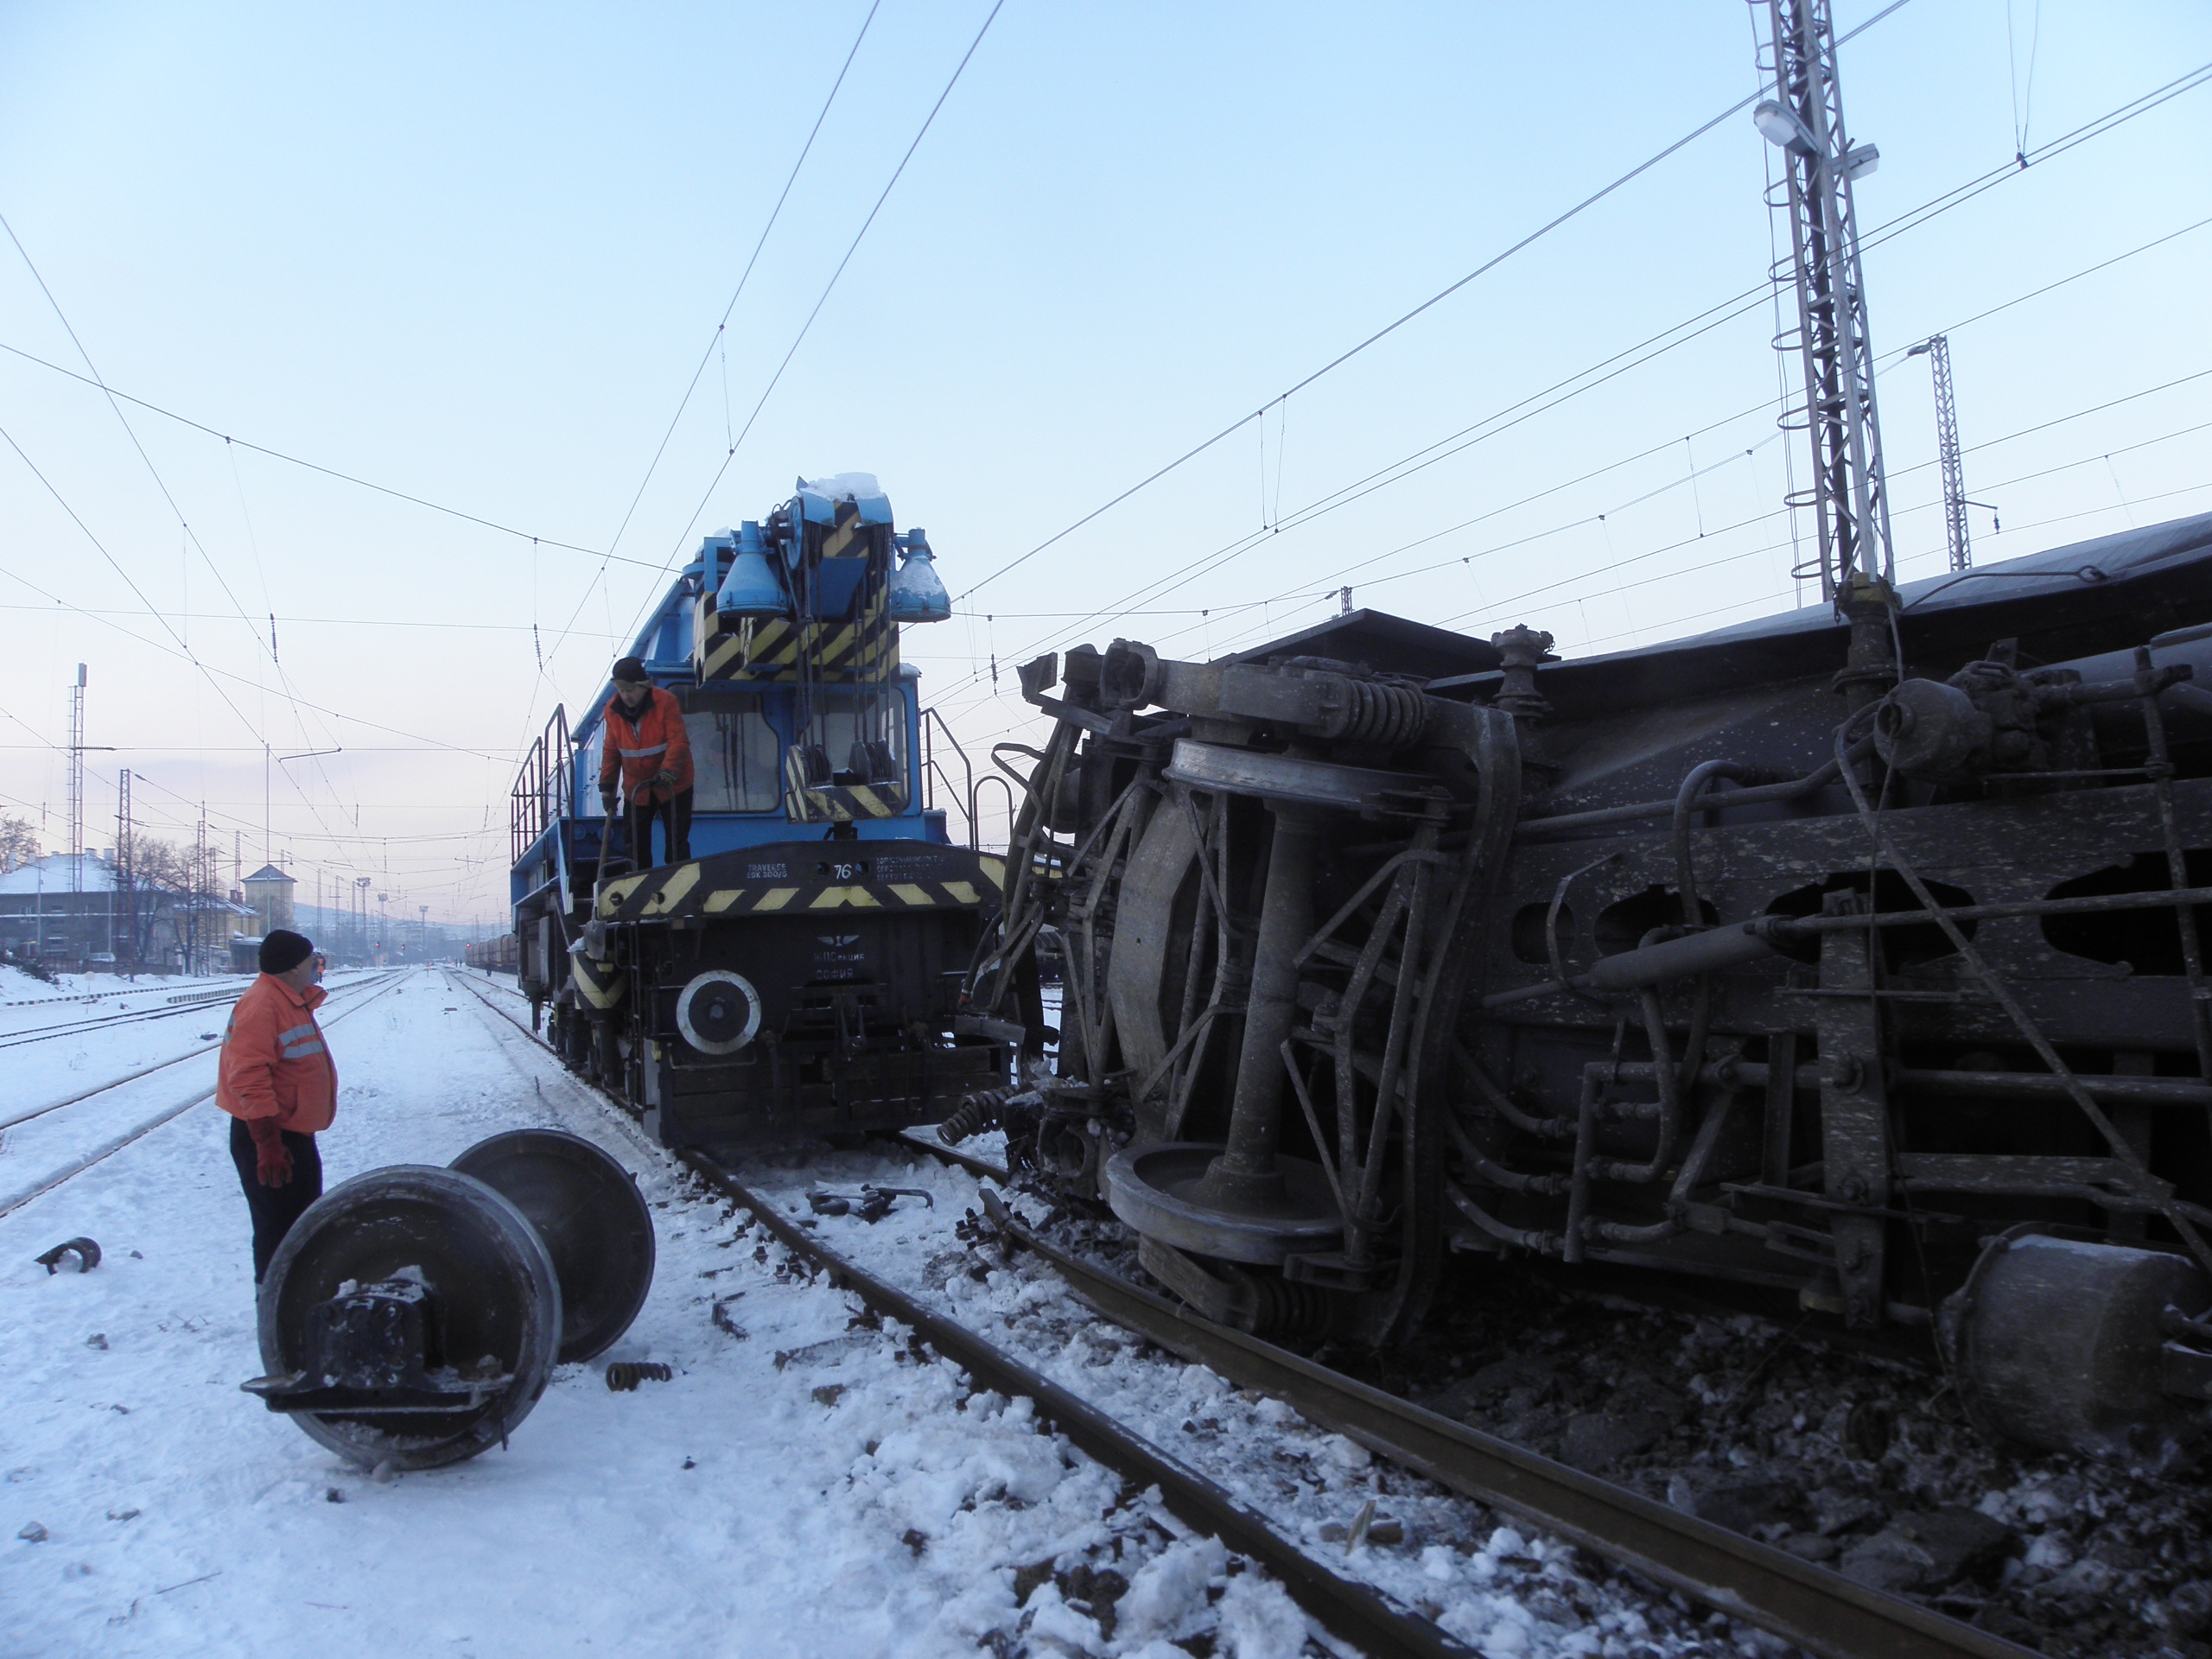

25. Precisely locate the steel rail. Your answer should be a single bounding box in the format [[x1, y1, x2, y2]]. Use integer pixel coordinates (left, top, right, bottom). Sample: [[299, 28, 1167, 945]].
[[679, 1148, 1476, 1659], [893, 1123, 1013, 1183], [0, 969, 406, 1133], [0, 968, 389, 1052], [447, 971, 2023, 1656], [0, 969, 412, 1217], [447, 974, 1470, 1653], [982, 1199, 2036, 1659]]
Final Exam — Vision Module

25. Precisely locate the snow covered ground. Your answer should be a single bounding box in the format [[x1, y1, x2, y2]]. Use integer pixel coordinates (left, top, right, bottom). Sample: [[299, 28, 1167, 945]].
[[1, 969, 396, 1218], [0, 966, 1339, 1659], [731, 1138, 1776, 1659], [0, 965, 248, 1015], [2, 963, 1783, 1658]]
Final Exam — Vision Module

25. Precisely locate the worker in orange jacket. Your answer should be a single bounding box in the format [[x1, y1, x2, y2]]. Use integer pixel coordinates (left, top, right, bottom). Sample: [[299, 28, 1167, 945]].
[[599, 655, 694, 868], [216, 930, 335, 1283]]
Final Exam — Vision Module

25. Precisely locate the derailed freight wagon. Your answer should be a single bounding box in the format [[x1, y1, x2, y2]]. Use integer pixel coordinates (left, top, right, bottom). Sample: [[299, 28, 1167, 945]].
[[961, 511, 2212, 1461], [509, 474, 1023, 1150]]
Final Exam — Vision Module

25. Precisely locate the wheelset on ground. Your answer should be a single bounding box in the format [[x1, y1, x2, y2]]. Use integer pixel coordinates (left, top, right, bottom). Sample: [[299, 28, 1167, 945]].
[[243, 1128, 656, 1470]]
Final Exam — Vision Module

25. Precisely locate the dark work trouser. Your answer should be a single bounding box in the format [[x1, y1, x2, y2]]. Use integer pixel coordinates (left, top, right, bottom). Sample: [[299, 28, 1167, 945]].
[[228, 1116, 324, 1284], [626, 787, 693, 868]]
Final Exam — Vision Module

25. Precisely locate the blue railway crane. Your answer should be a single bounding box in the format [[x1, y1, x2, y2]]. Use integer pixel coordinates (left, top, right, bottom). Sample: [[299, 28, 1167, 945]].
[[508, 474, 1026, 1149]]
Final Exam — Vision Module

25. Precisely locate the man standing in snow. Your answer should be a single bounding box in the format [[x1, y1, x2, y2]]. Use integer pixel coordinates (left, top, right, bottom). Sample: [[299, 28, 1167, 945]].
[[217, 930, 335, 1284], [599, 656, 694, 868]]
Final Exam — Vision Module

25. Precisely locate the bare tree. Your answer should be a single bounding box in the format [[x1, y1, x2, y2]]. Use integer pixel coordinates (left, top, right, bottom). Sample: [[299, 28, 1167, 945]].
[[0, 815, 38, 871], [119, 830, 194, 892]]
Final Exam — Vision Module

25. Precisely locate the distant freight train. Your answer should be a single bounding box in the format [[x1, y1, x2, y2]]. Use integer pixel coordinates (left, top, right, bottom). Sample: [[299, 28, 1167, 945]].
[[508, 474, 1020, 1152], [465, 934, 519, 973]]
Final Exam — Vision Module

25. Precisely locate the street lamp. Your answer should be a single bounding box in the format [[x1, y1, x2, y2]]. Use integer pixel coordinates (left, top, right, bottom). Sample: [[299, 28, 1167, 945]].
[[1753, 99, 1878, 179], [1752, 99, 1817, 154]]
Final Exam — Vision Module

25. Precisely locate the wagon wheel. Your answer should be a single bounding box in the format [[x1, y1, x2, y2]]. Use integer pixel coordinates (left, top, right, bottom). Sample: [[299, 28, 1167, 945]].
[[257, 1166, 561, 1470], [1099, 714, 1521, 1347], [1100, 785, 1449, 1344], [451, 1129, 655, 1363]]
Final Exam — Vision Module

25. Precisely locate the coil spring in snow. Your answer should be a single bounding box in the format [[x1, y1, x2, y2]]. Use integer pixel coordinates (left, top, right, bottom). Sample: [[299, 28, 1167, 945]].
[[604, 1361, 673, 1391], [1331, 679, 1427, 749], [939, 1085, 1013, 1146]]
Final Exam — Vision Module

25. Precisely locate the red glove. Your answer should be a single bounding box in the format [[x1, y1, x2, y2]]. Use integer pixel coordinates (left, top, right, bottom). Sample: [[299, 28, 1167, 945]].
[[247, 1117, 292, 1188]]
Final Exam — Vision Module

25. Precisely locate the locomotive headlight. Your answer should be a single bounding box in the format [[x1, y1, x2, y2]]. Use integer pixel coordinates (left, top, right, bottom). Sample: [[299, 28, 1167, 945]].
[[676, 970, 762, 1056]]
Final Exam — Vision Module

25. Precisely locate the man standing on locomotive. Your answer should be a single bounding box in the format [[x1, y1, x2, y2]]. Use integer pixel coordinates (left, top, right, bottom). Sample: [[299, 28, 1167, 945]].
[[600, 655, 694, 869], [217, 930, 334, 1284]]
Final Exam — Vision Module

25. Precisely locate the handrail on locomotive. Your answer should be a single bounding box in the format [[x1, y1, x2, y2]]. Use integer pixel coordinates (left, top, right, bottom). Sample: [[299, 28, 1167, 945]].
[[510, 704, 573, 869]]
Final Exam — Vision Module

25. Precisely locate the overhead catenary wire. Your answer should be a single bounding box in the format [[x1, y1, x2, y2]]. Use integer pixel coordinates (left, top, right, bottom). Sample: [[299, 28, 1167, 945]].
[[925, 349, 2212, 732], [0, 423, 264, 747], [926, 63, 2212, 711], [1167, 390, 2212, 667], [0, 551, 512, 763], [1435, 425, 2212, 638], [951, 0, 1922, 607], [1557, 476, 2212, 659], [591, 0, 884, 573], [519, 0, 1007, 783], [0, 340, 620, 563], [3, 213, 401, 869], [1220, 374, 2212, 648], [595, 0, 1011, 660]]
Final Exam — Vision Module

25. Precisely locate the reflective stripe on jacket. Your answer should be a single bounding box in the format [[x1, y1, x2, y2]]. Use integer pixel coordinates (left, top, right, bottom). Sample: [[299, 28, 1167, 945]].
[[215, 974, 337, 1134], [598, 686, 695, 804]]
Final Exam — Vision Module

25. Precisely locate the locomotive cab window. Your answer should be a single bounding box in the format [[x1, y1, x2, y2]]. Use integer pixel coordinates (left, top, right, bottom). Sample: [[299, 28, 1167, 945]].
[[685, 697, 780, 813], [809, 690, 906, 791]]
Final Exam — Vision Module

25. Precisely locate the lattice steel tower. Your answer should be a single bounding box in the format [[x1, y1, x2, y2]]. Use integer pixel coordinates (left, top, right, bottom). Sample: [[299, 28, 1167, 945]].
[[115, 767, 132, 961], [66, 664, 86, 898], [1752, 0, 1896, 608], [1908, 334, 1971, 572]]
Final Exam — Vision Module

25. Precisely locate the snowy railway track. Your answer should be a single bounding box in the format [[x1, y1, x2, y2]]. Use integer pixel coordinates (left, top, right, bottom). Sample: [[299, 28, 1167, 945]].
[[685, 1159, 2033, 1659], [972, 1205, 2033, 1659], [0, 969, 410, 1217], [0, 969, 382, 1053], [0, 969, 406, 1138], [443, 972, 1465, 1656], [685, 1147, 1477, 1659], [450, 969, 2055, 1659]]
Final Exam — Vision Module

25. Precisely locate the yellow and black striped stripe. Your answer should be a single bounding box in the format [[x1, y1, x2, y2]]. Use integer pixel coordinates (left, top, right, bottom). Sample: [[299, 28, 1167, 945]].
[[569, 950, 627, 1009], [818, 498, 872, 561], [693, 588, 900, 685], [781, 748, 906, 822], [596, 851, 1006, 923]]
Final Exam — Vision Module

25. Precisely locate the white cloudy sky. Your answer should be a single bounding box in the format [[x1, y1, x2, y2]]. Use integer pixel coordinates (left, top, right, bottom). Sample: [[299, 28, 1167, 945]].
[[1, 1, 2206, 925]]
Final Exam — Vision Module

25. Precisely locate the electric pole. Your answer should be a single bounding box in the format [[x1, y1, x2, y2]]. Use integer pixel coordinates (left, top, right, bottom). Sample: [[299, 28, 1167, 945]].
[[1753, 0, 1895, 607], [1906, 334, 1972, 572], [115, 768, 131, 967], [194, 808, 209, 974], [67, 665, 86, 913]]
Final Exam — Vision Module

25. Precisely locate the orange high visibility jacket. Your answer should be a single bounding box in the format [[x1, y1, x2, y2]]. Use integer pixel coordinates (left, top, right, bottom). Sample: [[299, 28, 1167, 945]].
[[216, 975, 337, 1135], [599, 687, 695, 805]]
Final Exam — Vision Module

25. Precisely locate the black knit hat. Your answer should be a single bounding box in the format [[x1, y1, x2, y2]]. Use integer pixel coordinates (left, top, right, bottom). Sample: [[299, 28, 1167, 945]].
[[259, 930, 315, 975], [612, 656, 648, 684]]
